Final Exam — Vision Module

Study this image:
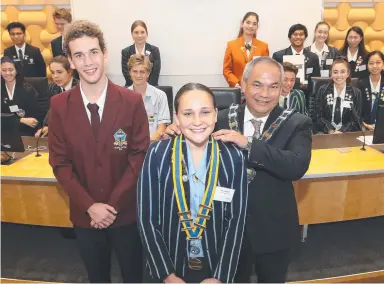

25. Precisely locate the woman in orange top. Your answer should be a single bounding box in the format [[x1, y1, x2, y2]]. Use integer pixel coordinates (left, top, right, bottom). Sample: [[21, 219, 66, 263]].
[[223, 12, 269, 87]]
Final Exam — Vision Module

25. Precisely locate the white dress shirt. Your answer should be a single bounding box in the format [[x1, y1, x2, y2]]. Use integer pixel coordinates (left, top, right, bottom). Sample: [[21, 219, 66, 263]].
[[347, 47, 358, 62], [291, 46, 304, 55], [5, 83, 15, 100], [135, 44, 146, 55], [63, 77, 73, 91], [310, 43, 330, 66], [243, 105, 269, 137], [80, 78, 108, 123], [332, 84, 347, 130]]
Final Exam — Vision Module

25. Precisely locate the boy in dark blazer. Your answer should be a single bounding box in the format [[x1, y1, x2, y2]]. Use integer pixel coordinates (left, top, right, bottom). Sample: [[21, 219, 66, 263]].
[[48, 20, 149, 283], [51, 8, 72, 57], [4, 22, 46, 78]]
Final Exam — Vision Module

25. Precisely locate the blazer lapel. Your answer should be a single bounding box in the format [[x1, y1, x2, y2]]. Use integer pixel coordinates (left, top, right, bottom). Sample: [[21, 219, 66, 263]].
[[96, 81, 121, 158], [68, 85, 96, 152], [263, 105, 282, 132], [238, 36, 249, 63]]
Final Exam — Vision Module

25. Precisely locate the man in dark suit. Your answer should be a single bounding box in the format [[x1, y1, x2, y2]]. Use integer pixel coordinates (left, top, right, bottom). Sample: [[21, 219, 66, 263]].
[[164, 57, 312, 282], [51, 8, 72, 57], [273, 24, 320, 86], [48, 20, 150, 283], [4, 22, 46, 78]]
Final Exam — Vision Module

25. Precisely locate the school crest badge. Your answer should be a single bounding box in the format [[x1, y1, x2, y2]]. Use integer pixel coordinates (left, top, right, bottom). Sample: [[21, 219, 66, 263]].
[[113, 128, 127, 150]]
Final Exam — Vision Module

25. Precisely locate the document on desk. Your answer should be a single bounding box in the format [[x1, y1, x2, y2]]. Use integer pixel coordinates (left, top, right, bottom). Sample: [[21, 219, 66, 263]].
[[356, 135, 381, 145]]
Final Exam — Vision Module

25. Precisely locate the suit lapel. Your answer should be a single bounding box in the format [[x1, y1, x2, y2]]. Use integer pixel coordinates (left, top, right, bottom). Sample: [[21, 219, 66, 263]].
[[263, 105, 282, 132], [237, 36, 249, 63], [96, 81, 121, 158]]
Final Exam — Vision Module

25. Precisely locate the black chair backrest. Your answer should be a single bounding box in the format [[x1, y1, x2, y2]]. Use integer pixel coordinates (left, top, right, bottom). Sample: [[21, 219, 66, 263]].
[[23, 77, 49, 124], [156, 86, 174, 122], [294, 78, 301, 90], [210, 87, 241, 111]]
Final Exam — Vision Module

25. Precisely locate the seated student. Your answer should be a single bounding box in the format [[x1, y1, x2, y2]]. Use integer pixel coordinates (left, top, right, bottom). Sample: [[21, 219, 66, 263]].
[[137, 82, 247, 283], [35, 56, 79, 137], [316, 57, 362, 134], [4, 22, 46, 78], [1, 56, 39, 136], [279, 62, 307, 115], [223, 12, 269, 87], [339, 26, 369, 79], [121, 20, 161, 87], [127, 54, 170, 140], [305, 21, 340, 78], [358, 50, 384, 131], [272, 24, 320, 88]]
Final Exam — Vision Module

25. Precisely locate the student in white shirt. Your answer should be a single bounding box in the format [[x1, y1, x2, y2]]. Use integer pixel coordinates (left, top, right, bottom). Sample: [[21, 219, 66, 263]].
[[316, 57, 362, 134], [127, 54, 170, 140], [305, 21, 340, 78]]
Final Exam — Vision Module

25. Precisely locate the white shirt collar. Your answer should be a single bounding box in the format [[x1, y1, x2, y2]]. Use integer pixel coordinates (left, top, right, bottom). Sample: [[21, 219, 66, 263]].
[[15, 43, 26, 56], [244, 105, 269, 137], [135, 44, 146, 56], [63, 77, 73, 91], [370, 76, 381, 93], [310, 43, 329, 56], [5, 83, 16, 100], [291, 46, 304, 56], [80, 78, 108, 120], [333, 83, 347, 99], [347, 47, 358, 62]]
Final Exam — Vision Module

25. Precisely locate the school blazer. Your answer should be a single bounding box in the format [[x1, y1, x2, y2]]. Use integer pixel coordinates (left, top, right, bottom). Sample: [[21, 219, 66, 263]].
[[51, 36, 64, 57], [339, 48, 368, 79], [358, 73, 384, 125], [279, 89, 307, 115], [121, 43, 161, 86], [216, 105, 312, 254], [4, 43, 46, 78], [272, 46, 321, 82], [223, 36, 269, 87], [49, 80, 150, 228], [137, 138, 248, 283], [316, 82, 362, 133]]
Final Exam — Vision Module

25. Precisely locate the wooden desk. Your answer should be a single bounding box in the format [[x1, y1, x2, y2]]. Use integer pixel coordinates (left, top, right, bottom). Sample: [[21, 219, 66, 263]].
[[1, 134, 384, 227]]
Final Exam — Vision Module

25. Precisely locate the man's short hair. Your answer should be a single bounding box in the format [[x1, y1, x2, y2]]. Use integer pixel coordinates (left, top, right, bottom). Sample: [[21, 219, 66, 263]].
[[242, 56, 284, 85], [288, 24, 308, 38], [64, 20, 106, 56], [6, 22, 26, 33], [128, 54, 152, 74], [52, 8, 72, 23], [282, 62, 298, 76]]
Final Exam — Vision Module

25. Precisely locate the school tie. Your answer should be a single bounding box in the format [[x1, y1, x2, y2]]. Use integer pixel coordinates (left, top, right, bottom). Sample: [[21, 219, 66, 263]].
[[334, 97, 342, 125], [251, 119, 262, 139], [18, 49, 24, 66], [371, 93, 379, 123], [87, 103, 100, 138], [60, 87, 65, 93], [283, 97, 288, 109]]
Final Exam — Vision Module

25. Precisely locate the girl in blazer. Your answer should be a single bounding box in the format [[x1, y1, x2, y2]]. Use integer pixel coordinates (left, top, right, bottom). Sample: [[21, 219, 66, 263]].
[[316, 57, 362, 134], [223, 12, 269, 87], [305, 21, 340, 78], [1, 56, 39, 136], [339, 26, 369, 79], [121, 20, 161, 87], [137, 83, 247, 283], [35, 56, 79, 137], [358, 51, 384, 131]]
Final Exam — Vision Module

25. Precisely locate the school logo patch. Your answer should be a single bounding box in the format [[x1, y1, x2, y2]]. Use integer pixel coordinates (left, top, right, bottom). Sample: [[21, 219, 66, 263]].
[[113, 128, 127, 151]]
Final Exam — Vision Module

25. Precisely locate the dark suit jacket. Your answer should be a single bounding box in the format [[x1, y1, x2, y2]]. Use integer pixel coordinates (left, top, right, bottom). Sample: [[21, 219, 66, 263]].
[[43, 77, 79, 125], [48, 80, 150, 228], [137, 138, 247, 282], [316, 82, 362, 133], [51, 35, 64, 57], [216, 105, 312, 254], [272, 46, 321, 82], [358, 73, 384, 125], [304, 45, 340, 72], [1, 80, 39, 136], [4, 44, 46, 78], [121, 43, 161, 86]]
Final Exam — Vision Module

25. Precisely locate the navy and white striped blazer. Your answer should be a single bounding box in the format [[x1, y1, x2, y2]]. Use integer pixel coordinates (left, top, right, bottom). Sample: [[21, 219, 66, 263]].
[[137, 137, 248, 283]]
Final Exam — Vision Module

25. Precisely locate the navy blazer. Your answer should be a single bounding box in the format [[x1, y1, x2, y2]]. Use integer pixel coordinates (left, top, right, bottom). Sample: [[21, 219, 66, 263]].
[[121, 43, 161, 86], [358, 73, 384, 124], [4, 43, 46, 78], [137, 138, 248, 283], [51, 35, 64, 57], [272, 46, 321, 82]]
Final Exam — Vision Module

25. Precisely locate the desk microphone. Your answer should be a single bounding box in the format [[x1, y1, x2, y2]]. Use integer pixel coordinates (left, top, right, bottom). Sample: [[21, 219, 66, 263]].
[[35, 119, 47, 157], [350, 104, 366, 151]]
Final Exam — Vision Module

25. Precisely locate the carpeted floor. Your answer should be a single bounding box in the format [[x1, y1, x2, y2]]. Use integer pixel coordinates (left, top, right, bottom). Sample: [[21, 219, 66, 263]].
[[1, 216, 384, 283]]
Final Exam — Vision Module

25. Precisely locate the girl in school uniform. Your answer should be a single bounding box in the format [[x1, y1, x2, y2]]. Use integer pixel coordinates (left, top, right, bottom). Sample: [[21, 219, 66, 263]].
[[316, 57, 362, 134], [358, 50, 384, 131], [1, 56, 39, 136]]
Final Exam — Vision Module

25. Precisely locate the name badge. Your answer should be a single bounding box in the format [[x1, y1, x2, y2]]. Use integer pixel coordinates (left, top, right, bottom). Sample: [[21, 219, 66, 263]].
[[213, 186, 235, 203], [342, 101, 351, 109], [326, 59, 333, 65], [321, 70, 330, 78], [306, 67, 313, 74], [9, 105, 19, 112], [358, 64, 366, 71]]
